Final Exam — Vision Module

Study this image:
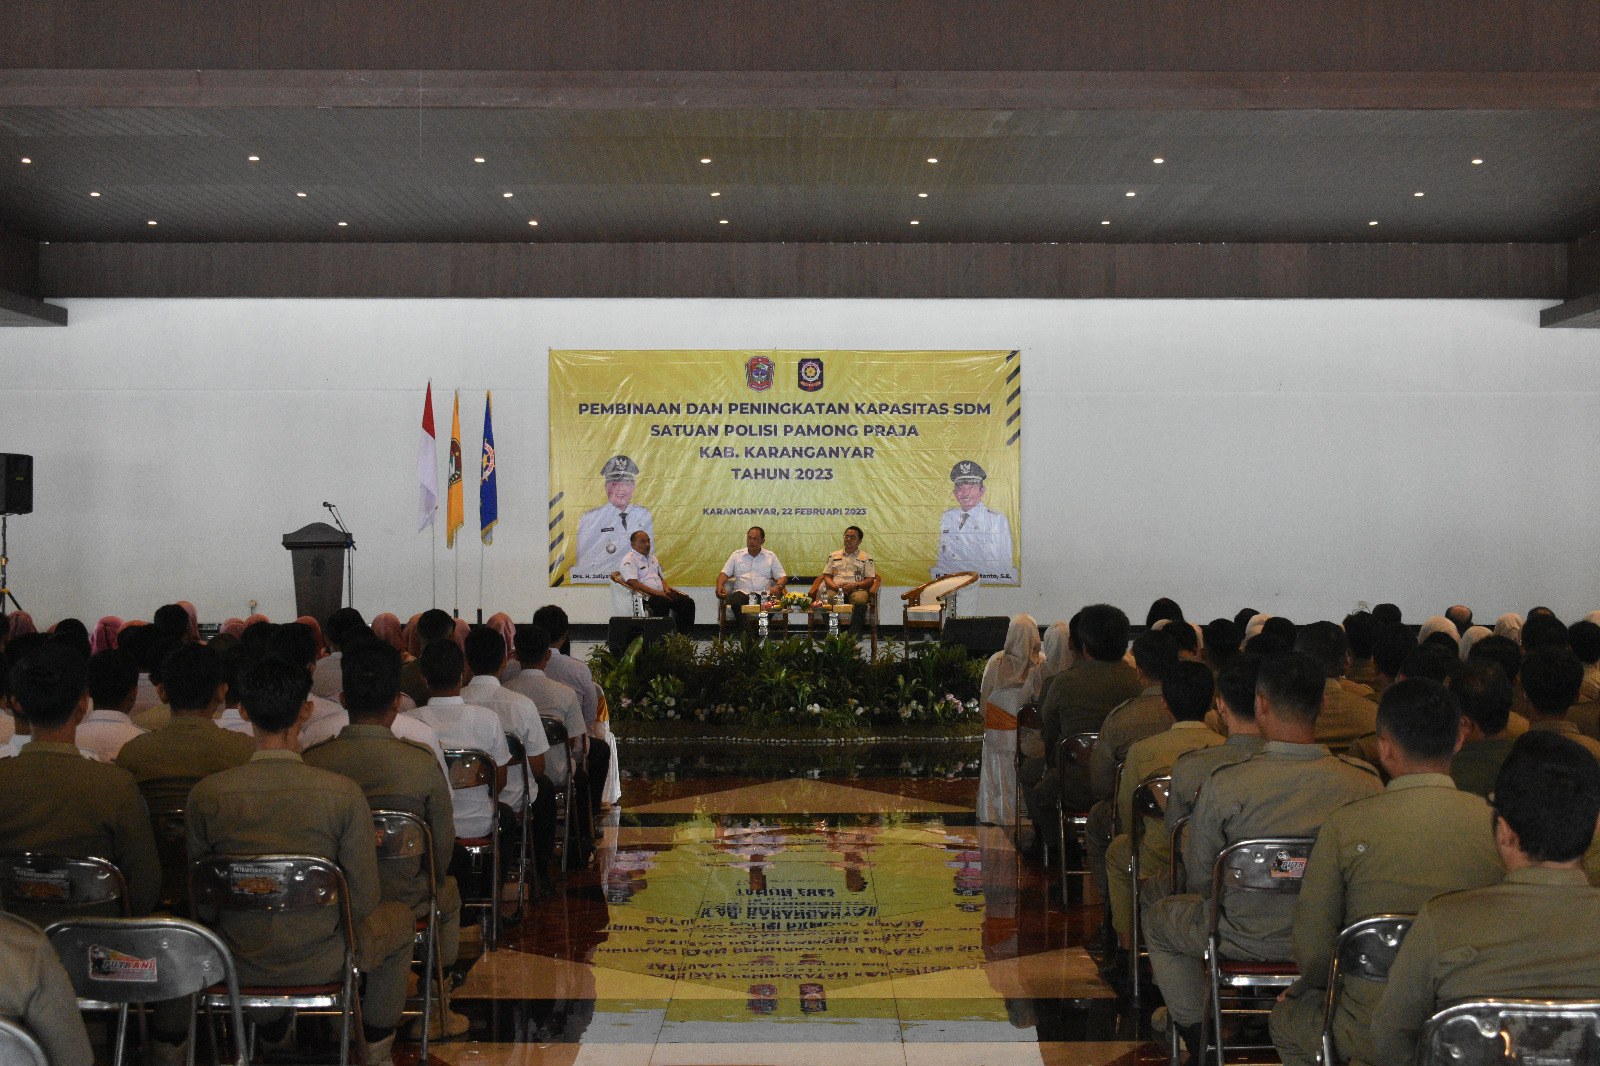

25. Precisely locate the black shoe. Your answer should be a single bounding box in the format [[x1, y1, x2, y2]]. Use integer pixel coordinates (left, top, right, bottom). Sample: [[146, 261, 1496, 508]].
[[1096, 948, 1132, 996], [1177, 1022, 1205, 1066], [1093, 914, 1117, 961]]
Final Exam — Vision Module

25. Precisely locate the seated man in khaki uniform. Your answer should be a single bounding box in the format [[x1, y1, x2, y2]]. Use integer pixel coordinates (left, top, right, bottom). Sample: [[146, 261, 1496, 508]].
[[305, 637, 468, 1039], [0, 643, 160, 919], [1145, 652, 1383, 1064], [116, 643, 254, 810], [0, 910, 93, 1066], [1271, 678, 1505, 1066], [1448, 660, 1518, 797], [818, 525, 879, 637], [1294, 621, 1378, 754], [187, 656, 414, 1066], [1520, 647, 1600, 761], [1371, 732, 1600, 1066]]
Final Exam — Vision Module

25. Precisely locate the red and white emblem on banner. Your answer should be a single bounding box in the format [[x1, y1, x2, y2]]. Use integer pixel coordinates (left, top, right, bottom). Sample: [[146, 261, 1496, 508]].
[[745, 355, 775, 392]]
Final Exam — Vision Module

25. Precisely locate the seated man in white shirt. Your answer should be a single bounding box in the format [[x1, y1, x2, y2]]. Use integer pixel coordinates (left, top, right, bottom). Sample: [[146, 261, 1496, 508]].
[[77, 649, 147, 760], [716, 525, 787, 633], [310, 607, 366, 698], [505, 622, 593, 854], [528, 606, 613, 818], [615, 530, 696, 633], [460, 626, 558, 888]]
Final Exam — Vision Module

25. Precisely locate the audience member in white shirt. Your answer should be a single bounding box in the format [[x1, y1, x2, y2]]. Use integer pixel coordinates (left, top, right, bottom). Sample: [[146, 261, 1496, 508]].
[[75, 649, 148, 761], [528, 606, 615, 819], [412, 640, 512, 841]]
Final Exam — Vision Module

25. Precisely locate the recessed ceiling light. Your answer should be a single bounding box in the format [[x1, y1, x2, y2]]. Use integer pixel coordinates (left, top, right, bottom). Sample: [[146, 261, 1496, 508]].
[[718, 219, 728, 224], [147, 220, 157, 225], [89, 191, 100, 197], [1414, 191, 1425, 197], [1126, 191, 1137, 197], [528, 220, 538, 226], [502, 192, 513, 198], [247, 155, 259, 161], [1472, 158, 1483, 164], [910, 220, 920, 225], [700, 157, 712, 164], [926, 157, 938, 163], [19, 158, 29, 164], [296, 191, 306, 197], [338, 221, 348, 227], [918, 192, 928, 198], [1153, 157, 1164, 164], [1101, 220, 1111, 225], [710, 191, 721, 197], [473, 157, 485, 163], [1369, 220, 1379, 226]]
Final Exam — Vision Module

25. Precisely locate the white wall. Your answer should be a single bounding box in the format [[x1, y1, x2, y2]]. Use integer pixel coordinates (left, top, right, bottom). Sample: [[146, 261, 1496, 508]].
[[2, 297, 1598, 630]]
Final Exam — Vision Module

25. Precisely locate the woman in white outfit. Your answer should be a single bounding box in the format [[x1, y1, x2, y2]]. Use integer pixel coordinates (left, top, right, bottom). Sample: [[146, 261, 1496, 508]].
[[976, 614, 1044, 826]]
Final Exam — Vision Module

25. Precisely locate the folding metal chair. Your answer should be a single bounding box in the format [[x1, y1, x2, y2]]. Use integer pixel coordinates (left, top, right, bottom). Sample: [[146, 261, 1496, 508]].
[[1319, 914, 1412, 1066], [1127, 773, 1172, 1016], [444, 748, 502, 949], [1054, 731, 1098, 907], [539, 716, 577, 873], [1169, 815, 1192, 895], [190, 855, 363, 1066], [502, 733, 533, 908], [371, 810, 449, 1062], [44, 915, 248, 1066], [1418, 998, 1600, 1066], [0, 852, 130, 919], [0, 1018, 48, 1066], [1195, 837, 1315, 1066]]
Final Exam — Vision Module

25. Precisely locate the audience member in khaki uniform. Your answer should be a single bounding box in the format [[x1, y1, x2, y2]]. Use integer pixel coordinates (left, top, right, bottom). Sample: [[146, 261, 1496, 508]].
[[1084, 630, 1179, 901], [0, 911, 93, 1066], [1371, 732, 1600, 1066], [1145, 652, 1383, 1064], [1448, 660, 1518, 797], [1520, 646, 1600, 761], [1271, 678, 1504, 1066], [1296, 621, 1379, 754], [0, 643, 160, 918], [304, 638, 469, 1040], [1100, 661, 1223, 986], [75, 648, 147, 761], [400, 609, 456, 708], [1342, 611, 1379, 691], [1465, 635, 1531, 738], [116, 643, 254, 810], [187, 657, 414, 1066]]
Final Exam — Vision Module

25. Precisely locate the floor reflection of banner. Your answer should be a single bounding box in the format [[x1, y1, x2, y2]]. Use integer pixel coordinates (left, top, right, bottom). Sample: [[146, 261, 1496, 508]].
[[548, 350, 1021, 587]]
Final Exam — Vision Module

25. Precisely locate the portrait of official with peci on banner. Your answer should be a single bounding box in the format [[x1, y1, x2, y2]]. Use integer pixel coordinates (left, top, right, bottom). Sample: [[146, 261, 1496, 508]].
[[548, 350, 1021, 587]]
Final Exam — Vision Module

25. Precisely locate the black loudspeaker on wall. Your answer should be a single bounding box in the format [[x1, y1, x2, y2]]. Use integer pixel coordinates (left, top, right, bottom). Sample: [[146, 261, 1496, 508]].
[[940, 615, 1013, 658], [0, 454, 32, 515]]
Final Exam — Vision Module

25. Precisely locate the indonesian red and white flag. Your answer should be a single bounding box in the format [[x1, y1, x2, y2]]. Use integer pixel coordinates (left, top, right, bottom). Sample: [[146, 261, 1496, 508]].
[[417, 382, 439, 531]]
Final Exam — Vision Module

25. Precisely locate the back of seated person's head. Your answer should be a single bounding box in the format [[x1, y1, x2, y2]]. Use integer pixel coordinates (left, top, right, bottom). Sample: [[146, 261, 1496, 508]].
[[49, 618, 91, 659], [1162, 660, 1215, 722], [1371, 603, 1402, 626], [1468, 634, 1523, 684], [267, 622, 319, 672], [1342, 611, 1376, 659], [87, 649, 139, 710], [1162, 620, 1199, 657], [1077, 604, 1130, 663], [8, 643, 88, 728], [1522, 613, 1569, 652], [1492, 731, 1600, 862], [1450, 660, 1514, 737], [239, 621, 277, 656], [340, 639, 402, 719], [514, 624, 552, 666], [420, 639, 467, 691], [235, 657, 311, 733], [1216, 653, 1262, 721], [1376, 677, 1462, 762], [532, 605, 570, 643], [1145, 597, 1184, 628], [1066, 610, 1085, 654], [1445, 604, 1474, 633], [1260, 616, 1296, 646], [160, 643, 225, 712], [1421, 630, 1460, 653], [1520, 647, 1584, 718], [217, 644, 244, 707], [1204, 618, 1242, 668], [323, 607, 366, 650], [116, 624, 159, 673], [1256, 652, 1325, 724], [1131, 628, 1179, 683], [1528, 606, 1560, 622], [1243, 632, 1289, 658], [1372, 623, 1417, 679], [1568, 621, 1600, 667], [144, 634, 182, 687], [152, 603, 191, 641], [416, 608, 456, 645], [1399, 643, 1459, 684], [464, 625, 507, 677], [206, 632, 239, 653], [1233, 607, 1260, 633], [1294, 620, 1349, 679]]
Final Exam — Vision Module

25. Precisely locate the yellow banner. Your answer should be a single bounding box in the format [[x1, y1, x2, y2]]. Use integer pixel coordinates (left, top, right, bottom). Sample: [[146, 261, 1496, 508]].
[[548, 350, 1021, 587]]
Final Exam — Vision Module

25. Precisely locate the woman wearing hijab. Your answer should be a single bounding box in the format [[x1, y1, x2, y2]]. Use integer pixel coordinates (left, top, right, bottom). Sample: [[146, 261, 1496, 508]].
[[176, 600, 201, 642], [486, 611, 520, 680], [402, 613, 424, 658], [977, 614, 1044, 827], [1459, 625, 1493, 661], [1036, 622, 1074, 710], [1418, 615, 1461, 654], [295, 615, 326, 655], [8, 610, 36, 638], [372, 613, 408, 656], [90, 615, 125, 655], [1494, 612, 1524, 645]]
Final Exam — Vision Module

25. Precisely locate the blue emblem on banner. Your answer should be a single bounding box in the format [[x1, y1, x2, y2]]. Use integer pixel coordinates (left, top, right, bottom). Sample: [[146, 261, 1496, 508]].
[[798, 357, 824, 392]]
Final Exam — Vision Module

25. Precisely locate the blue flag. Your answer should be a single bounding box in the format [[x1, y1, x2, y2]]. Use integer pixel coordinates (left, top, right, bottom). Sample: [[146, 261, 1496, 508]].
[[479, 391, 498, 545]]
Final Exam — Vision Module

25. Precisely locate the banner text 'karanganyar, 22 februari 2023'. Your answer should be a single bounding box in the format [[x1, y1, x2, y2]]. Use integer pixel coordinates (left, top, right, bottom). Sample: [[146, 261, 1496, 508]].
[[548, 350, 1021, 588]]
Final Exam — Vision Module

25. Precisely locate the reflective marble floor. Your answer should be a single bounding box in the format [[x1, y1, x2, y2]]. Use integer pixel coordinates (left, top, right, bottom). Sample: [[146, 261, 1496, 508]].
[[399, 743, 1168, 1066]]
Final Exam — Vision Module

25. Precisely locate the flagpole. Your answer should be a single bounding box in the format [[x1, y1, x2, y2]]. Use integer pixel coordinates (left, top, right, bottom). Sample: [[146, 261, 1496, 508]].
[[454, 543, 459, 619], [431, 522, 437, 608], [477, 540, 485, 624]]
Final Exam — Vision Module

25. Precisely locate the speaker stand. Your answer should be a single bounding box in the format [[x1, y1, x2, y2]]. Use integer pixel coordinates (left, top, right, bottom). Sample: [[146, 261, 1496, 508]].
[[0, 514, 21, 612]]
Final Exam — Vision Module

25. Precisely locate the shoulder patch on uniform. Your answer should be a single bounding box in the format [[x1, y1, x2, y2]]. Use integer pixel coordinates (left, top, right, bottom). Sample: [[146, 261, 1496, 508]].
[[1336, 754, 1382, 776], [397, 737, 437, 760]]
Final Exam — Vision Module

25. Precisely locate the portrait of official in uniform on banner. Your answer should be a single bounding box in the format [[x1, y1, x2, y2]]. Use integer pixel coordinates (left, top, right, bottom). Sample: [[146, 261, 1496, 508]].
[[547, 350, 1021, 587]]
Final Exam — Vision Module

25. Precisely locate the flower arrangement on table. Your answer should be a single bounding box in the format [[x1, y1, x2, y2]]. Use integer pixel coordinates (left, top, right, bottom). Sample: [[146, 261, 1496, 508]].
[[779, 591, 814, 612]]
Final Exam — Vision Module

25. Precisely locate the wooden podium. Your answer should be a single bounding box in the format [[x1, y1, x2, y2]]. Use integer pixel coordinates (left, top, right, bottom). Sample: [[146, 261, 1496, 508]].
[[281, 522, 347, 625]]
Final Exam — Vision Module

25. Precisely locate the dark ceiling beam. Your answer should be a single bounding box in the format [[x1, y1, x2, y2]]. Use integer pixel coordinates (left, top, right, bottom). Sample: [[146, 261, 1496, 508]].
[[1540, 230, 1600, 326], [37, 241, 1565, 301], [3, 70, 1600, 111], [0, 229, 65, 325], [0, 288, 67, 326]]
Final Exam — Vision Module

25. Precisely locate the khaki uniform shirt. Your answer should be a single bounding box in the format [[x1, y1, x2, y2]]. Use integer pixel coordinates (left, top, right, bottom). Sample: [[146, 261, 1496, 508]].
[[1168, 734, 1267, 832], [1118, 721, 1225, 875], [822, 548, 876, 586], [0, 742, 160, 916], [1571, 699, 1600, 738], [1316, 678, 1378, 754], [1287, 774, 1503, 1065], [1185, 740, 1382, 957], [1371, 867, 1600, 1066], [1039, 658, 1143, 810], [1346, 658, 1378, 690], [186, 750, 386, 985], [1450, 736, 1517, 798], [304, 724, 455, 913], [1527, 717, 1600, 761], [1090, 687, 1174, 801], [115, 714, 256, 810], [0, 912, 92, 1066]]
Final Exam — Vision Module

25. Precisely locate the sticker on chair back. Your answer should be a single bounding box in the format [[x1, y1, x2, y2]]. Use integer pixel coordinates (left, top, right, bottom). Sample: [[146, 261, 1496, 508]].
[[89, 945, 158, 982], [12, 868, 70, 900], [1269, 852, 1307, 879], [229, 863, 287, 896]]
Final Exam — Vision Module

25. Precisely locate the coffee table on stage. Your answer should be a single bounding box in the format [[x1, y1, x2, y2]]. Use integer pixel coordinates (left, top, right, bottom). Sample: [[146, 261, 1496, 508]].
[[739, 603, 815, 640]]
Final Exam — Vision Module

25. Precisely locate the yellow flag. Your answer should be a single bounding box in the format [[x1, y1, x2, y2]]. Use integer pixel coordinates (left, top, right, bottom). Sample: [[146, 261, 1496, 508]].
[[446, 390, 464, 547]]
